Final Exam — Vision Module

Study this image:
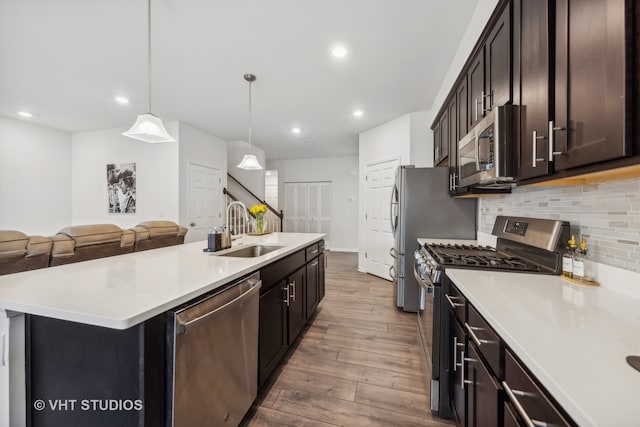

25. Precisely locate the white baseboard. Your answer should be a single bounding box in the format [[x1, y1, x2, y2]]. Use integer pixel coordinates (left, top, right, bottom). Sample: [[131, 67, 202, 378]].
[[328, 247, 358, 253]]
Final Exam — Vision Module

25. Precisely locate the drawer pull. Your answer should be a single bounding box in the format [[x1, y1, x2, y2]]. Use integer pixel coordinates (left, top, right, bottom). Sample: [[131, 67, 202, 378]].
[[445, 294, 463, 309], [465, 322, 495, 347], [461, 350, 465, 389], [453, 336, 457, 370], [503, 381, 548, 427]]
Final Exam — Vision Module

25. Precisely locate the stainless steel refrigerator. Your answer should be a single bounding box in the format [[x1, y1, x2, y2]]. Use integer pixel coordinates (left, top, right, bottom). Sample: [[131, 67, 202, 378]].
[[391, 166, 476, 312]]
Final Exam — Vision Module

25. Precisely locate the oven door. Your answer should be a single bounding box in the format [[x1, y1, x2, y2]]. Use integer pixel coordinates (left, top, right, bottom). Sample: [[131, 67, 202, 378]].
[[414, 263, 438, 412]]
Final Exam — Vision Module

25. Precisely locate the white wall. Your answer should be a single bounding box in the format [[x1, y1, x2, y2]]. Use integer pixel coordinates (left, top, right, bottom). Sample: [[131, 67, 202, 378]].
[[267, 156, 359, 252], [227, 140, 266, 200], [0, 116, 72, 235], [70, 123, 180, 228], [177, 122, 228, 234], [357, 111, 431, 269]]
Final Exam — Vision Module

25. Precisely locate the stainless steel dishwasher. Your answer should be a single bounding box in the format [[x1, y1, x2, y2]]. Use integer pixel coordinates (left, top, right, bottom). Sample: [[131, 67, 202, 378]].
[[166, 272, 261, 427]]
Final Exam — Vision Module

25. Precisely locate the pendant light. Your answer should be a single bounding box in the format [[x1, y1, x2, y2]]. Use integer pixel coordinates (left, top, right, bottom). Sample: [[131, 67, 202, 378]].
[[122, 0, 175, 143], [237, 73, 263, 170]]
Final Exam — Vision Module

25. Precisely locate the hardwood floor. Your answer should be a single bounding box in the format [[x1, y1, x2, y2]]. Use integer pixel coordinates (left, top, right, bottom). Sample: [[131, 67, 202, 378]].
[[242, 251, 453, 427]]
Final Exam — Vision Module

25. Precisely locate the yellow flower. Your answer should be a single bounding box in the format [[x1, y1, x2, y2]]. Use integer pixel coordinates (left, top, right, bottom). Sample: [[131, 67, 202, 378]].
[[250, 204, 267, 215]]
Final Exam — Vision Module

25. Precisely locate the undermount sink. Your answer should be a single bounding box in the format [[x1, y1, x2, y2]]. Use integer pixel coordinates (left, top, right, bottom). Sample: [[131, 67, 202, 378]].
[[213, 244, 285, 258]]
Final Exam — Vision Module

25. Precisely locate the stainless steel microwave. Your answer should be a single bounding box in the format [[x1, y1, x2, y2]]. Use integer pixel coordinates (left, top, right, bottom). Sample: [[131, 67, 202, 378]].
[[458, 105, 518, 188]]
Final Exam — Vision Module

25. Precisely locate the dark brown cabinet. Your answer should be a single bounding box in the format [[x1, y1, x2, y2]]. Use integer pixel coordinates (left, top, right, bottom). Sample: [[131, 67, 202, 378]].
[[306, 257, 319, 317], [552, 0, 629, 171], [466, 344, 501, 427], [258, 240, 325, 386], [503, 349, 573, 427], [435, 109, 449, 166], [287, 266, 306, 345], [259, 281, 289, 386], [515, 0, 634, 183], [467, 50, 485, 130], [513, 0, 552, 180], [451, 319, 466, 426], [486, 3, 511, 110]]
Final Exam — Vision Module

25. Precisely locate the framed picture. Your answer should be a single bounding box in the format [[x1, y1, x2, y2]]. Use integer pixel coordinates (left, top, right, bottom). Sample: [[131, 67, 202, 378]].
[[107, 162, 136, 213]]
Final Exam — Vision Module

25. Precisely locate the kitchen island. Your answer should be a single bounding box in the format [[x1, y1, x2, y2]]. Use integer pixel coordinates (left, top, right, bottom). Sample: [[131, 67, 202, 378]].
[[0, 232, 325, 427], [446, 268, 640, 427]]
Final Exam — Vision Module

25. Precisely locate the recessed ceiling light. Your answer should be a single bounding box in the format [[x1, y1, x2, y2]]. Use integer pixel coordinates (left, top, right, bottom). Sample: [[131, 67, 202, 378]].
[[353, 110, 364, 117], [115, 96, 129, 104], [18, 111, 32, 118], [291, 127, 301, 134], [331, 45, 348, 58]]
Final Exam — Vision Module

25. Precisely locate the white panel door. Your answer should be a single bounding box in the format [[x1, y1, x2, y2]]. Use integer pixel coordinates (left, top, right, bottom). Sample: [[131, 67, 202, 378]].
[[187, 163, 222, 243], [307, 182, 331, 245], [284, 181, 331, 244], [283, 182, 307, 233], [365, 158, 398, 280]]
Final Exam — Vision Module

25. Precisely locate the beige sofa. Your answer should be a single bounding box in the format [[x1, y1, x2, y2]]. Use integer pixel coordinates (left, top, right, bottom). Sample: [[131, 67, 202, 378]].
[[0, 231, 53, 275], [50, 224, 136, 266], [130, 220, 188, 252], [0, 220, 188, 275]]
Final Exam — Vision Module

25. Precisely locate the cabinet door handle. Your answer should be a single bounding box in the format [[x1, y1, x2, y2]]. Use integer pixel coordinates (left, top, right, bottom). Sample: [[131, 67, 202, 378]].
[[453, 336, 458, 370], [460, 350, 465, 389], [449, 173, 453, 191], [283, 286, 290, 307], [548, 120, 566, 161], [465, 322, 495, 347], [475, 98, 479, 121], [531, 131, 546, 167], [289, 281, 296, 302], [503, 380, 548, 427], [482, 90, 492, 112], [445, 294, 464, 309], [310, 261, 319, 267]]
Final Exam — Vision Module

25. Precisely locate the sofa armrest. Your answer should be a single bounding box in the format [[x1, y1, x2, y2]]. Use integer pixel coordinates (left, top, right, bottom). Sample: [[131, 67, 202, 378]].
[[27, 235, 53, 258]]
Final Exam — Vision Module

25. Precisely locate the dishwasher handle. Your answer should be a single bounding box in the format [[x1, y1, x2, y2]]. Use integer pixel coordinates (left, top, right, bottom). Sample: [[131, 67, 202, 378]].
[[178, 279, 261, 334]]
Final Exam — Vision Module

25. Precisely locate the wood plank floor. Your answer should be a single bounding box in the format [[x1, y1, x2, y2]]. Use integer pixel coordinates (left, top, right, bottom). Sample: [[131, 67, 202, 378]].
[[241, 251, 453, 427]]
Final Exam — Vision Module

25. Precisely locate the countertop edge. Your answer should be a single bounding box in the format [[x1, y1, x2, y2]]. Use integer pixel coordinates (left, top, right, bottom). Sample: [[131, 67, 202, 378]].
[[0, 233, 326, 330]]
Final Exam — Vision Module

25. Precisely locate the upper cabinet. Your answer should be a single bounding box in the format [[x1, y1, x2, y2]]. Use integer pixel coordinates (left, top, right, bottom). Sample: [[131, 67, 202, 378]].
[[434, 0, 640, 193], [515, 0, 635, 183], [513, 0, 552, 180], [434, 1, 512, 196], [552, 0, 629, 170]]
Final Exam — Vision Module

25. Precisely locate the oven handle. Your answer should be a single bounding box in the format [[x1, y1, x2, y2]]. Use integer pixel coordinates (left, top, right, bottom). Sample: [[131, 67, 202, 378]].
[[413, 263, 433, 294]]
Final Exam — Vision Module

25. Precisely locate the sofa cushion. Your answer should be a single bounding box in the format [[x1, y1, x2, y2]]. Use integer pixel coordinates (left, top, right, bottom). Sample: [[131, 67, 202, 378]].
[[50, 234, 75, 257], [121, 229, 135, 248], [58, 224, 123, 247], [136, 221, 179, 238], [0, 230, 29, 257], [26, 235, 53, 257]]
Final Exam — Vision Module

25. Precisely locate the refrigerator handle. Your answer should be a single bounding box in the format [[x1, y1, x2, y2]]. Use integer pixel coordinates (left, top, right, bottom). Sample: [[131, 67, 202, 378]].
[[389, 184, 398, 233]]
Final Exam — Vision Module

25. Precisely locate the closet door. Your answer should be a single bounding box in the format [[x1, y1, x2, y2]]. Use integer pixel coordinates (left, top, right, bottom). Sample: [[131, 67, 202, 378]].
[[283, 183, 307, 232], [307, 182, 331, 238]]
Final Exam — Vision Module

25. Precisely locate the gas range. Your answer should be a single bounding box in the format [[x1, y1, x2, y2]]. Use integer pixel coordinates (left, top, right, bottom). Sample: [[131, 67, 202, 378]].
[[415, 216, 570, 285]]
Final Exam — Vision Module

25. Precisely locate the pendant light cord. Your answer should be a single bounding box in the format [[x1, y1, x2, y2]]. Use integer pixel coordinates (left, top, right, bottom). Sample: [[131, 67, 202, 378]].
[[248, 78, 252, 154], [147, 0, 152, 113]]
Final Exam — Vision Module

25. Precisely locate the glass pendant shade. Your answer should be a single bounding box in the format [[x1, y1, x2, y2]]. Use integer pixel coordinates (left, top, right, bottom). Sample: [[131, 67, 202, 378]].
[[122, 113, 175, 143], [237, 154, 263, 170]]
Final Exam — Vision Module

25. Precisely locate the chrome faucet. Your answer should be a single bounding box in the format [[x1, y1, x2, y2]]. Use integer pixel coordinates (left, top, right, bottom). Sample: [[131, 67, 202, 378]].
[[225, 201, 249, 247]]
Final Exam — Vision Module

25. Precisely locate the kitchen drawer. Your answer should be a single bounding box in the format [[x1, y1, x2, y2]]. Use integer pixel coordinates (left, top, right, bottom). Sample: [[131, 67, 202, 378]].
[[503, 349, 573, 427], [444, 281, 466, 322], [306, 242, 320, 260], [466, 304, 502, 378], [260, 249, 305, 293]]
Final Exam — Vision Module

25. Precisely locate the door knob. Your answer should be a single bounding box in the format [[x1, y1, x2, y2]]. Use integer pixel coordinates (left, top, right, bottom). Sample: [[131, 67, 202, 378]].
[[190, 222, 196, 227]]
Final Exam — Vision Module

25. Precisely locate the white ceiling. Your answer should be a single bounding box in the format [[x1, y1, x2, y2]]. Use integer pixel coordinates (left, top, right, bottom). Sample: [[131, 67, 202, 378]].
[[0, 0, 477, 160]]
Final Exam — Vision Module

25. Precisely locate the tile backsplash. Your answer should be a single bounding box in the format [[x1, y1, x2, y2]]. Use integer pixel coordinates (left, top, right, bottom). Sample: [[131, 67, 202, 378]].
[[479, 178, 640, 272]]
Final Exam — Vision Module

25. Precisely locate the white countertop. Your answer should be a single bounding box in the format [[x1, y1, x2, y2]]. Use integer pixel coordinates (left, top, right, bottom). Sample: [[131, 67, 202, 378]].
[[446, 268, 640, 427], [0, 233, 324, 330]]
